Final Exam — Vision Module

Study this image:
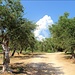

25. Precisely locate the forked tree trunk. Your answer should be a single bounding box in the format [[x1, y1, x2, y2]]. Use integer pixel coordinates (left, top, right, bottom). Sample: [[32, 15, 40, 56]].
[[1, 37, 10, 72]]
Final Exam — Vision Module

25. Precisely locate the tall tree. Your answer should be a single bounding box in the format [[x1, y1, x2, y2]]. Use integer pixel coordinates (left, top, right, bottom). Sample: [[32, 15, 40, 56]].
[[0, 0, 24, 72]]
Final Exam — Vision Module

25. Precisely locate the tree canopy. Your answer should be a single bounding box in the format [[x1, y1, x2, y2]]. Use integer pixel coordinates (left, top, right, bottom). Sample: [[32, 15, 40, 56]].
[[0, 0, 36, 72], [49, 12, 75, 54]]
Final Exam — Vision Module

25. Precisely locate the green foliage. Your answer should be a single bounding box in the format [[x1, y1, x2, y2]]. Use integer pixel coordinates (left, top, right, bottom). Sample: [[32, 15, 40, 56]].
[[33, 38, 55, 53], [47, 49, 54, 53], [49, 12, 75, 53], [0, 0, 36, 54], [0, 49, 1, 52]]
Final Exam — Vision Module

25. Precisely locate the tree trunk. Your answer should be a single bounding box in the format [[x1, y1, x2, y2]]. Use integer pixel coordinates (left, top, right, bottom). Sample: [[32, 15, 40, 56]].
[[20, 47, 23, 54], [65, 50, 68, 54], [32, 48, 33, 53], [11, 48, 16, 57], [1, 40, 10, 72], [71, 47, 75, 59]]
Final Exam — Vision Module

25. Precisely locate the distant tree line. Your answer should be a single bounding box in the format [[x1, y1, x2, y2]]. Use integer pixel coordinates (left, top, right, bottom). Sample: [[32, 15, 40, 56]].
[[49, 12, 75, 58]]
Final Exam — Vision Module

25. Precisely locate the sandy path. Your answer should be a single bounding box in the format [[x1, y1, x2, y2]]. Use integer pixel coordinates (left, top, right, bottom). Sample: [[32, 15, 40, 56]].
[[26, 52, 75, 75], [0, 52, 75, 75], [49, 52, 75, 75]]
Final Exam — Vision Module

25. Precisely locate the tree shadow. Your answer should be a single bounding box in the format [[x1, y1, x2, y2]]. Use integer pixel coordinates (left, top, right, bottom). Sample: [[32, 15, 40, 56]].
[[63, 54, 72, 59], [63, 55, 71, 59], [13, 54, 47, 60], [11, 62, 64, 75]]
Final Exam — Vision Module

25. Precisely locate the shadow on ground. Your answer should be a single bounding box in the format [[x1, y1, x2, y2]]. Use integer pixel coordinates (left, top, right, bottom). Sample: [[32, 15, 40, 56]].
[[63, 54, 72, 59], [10, 62, 64, 75], [12, 53, 47, 60]]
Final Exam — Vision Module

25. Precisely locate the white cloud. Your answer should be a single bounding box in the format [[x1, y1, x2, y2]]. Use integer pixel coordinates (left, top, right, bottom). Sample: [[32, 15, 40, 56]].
[[34, 15, 53, 41]]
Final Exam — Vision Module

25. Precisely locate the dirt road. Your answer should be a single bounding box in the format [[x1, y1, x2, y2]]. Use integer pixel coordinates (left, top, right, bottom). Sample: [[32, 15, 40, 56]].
[[23, 52, 75, 75], [47, 52, 75, 75], [0, 52, 75, 75]]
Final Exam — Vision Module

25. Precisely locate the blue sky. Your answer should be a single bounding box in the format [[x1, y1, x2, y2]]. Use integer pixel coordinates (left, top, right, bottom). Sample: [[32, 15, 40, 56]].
[[21, 0, 75, 41], [21, 0, 75, 22]]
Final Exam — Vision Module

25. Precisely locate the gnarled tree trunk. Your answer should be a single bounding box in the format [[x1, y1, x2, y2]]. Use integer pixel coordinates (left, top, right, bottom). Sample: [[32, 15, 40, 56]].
[[1, 36, 10, 72]]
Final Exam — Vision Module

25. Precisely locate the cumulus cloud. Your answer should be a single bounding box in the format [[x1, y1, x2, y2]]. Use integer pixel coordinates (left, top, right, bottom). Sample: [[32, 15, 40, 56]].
[[34, 15, 53, 41]]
